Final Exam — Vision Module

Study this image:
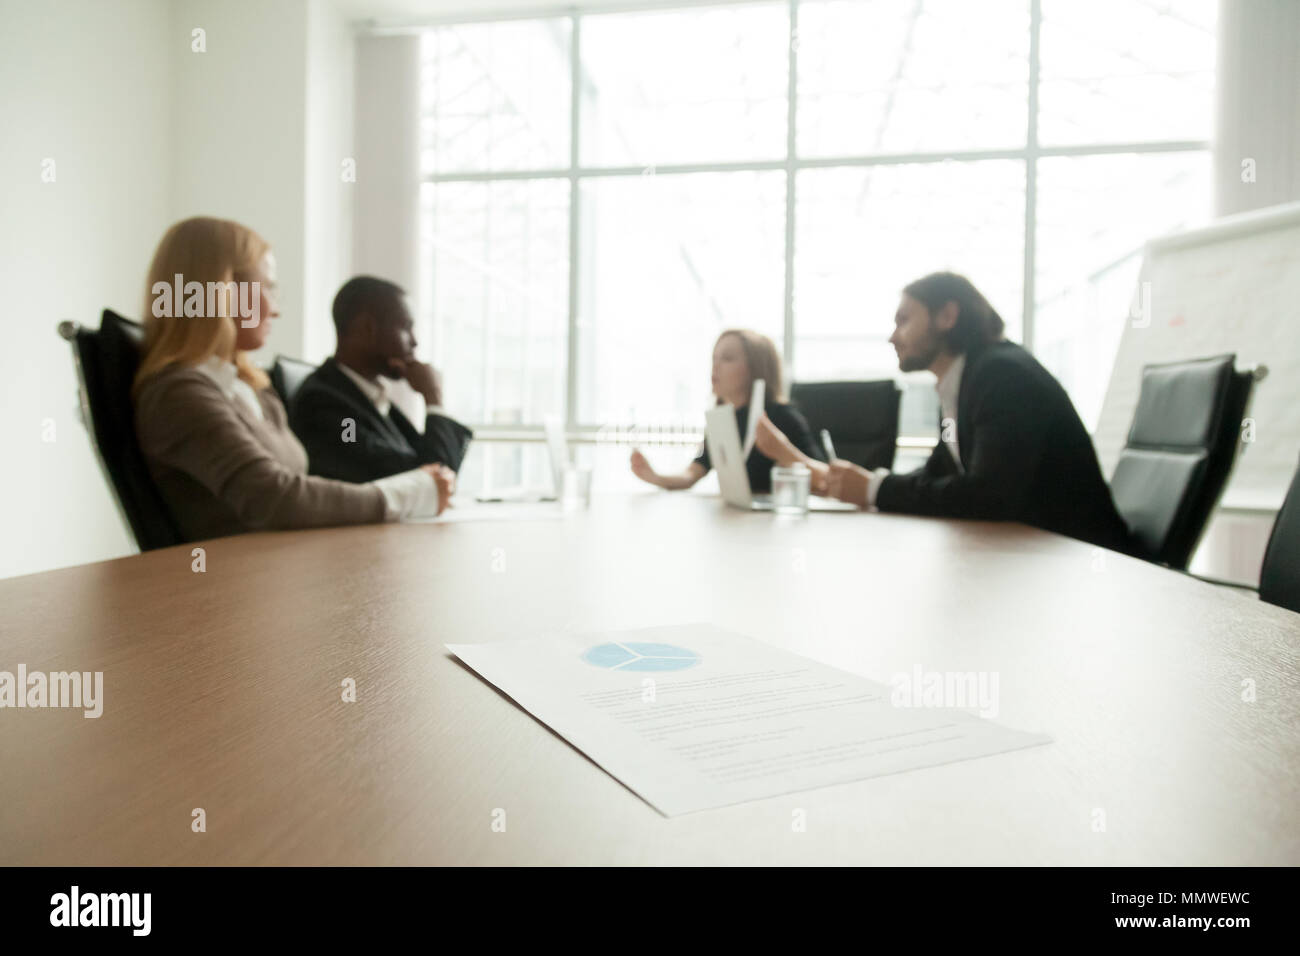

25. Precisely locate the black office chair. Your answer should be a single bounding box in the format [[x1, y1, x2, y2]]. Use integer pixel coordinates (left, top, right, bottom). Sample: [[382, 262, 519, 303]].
[[57, 310, 183, 551], [1258, 454, 1300, 614], [269, 355, 317, 407], [789, 380, 901, 470], [1109, 354, 1260, 570]]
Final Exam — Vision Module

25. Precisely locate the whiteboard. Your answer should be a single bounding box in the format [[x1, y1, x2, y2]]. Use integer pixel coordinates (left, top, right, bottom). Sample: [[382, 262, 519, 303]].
[[1093, 201, 1300, 511]]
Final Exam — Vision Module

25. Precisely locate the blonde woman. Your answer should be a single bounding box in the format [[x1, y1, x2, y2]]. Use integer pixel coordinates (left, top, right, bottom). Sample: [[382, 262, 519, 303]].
[[133, 217, 452, 541], [629, 329, 823, 493]]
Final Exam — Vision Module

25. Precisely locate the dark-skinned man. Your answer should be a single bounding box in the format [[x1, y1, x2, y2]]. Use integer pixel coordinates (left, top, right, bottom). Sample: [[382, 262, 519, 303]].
[[289, 276, 472, 490]]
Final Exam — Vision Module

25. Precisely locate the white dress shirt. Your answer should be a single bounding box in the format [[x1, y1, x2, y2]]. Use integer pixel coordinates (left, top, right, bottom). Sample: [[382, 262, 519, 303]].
[[333, 361, 441, 520], [336, 361, 395, 417], [936, 353, 966, 474], [862, 355, 966, 509], [337, 361, 461, 428], [373, 468, 441, 520]]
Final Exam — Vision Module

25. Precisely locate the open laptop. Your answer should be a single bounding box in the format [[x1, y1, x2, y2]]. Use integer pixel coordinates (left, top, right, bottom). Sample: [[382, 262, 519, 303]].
[[703, 405, 858, 512], [475, 416, 569, 503]]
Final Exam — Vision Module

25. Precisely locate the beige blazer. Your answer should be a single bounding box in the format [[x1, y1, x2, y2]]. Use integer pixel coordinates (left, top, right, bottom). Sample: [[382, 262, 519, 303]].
[[134, 365, 387, 541]]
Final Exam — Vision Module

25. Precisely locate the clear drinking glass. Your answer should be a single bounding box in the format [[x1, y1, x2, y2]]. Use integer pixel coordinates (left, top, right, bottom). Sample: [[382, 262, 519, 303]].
[[771, 463, 811, 515], [561, 464, 593, 511]]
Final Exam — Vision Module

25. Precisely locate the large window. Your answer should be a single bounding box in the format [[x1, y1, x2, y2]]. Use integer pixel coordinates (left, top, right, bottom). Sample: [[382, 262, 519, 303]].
[[417, 0, 1215, 440]]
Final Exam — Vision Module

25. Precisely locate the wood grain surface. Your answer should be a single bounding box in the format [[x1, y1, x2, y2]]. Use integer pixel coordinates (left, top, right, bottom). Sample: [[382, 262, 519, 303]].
[[1, 491, 1297, 865]]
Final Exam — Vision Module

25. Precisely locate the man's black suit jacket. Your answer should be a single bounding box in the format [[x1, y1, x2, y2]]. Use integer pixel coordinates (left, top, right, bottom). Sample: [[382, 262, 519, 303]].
[[288, 358, 473, 483], [876, 342, 1135, 554]]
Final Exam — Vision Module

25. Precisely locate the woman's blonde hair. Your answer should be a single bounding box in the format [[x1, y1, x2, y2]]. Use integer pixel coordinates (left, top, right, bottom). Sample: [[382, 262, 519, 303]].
[[716, 328, 786, 403], [133, 216, 271, 394]]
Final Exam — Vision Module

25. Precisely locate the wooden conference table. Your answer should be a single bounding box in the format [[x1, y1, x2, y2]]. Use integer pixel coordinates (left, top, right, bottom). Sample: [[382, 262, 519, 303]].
[[1, 491, 1297, 866]]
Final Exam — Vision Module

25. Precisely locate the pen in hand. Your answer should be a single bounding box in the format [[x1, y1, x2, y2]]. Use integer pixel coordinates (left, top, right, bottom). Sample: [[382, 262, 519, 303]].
[[820, 428, 837, 463], [818, 429, 838, 498]]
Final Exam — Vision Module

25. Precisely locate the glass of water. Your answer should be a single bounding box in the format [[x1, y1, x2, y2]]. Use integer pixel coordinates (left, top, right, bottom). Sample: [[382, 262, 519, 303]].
[[561, 464, 593, 511], [770, 463, 811, 515]]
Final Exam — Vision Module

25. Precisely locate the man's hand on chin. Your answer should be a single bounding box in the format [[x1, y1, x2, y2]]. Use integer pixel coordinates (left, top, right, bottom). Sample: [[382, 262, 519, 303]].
[[387, 357, 443, 406]]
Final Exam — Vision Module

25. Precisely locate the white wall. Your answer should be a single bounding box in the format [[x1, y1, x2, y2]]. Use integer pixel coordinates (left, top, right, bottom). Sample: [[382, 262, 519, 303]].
[[1214, 0, 1300, 216], [169, 0, 311, 363], [0, 0, 357, 579], [304, 0, 358, 363], [352, 35, 421, 300], [0, 0, 174, 579], [168, 0, 357, 365], [1198, 0, 1300, 582]]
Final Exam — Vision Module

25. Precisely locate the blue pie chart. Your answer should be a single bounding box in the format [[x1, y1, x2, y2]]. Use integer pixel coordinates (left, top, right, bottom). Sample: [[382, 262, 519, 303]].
[[582, 642, 700, 672]]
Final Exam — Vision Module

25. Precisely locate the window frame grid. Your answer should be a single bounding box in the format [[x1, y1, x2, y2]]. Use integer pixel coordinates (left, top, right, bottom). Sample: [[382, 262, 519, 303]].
[[406, 0, 1212, 442]]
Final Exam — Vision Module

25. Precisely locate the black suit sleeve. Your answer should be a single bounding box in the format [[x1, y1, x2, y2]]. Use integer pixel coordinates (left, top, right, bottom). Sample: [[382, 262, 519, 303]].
[[393, 410, 474, 473], [291, 391, 423, 483], [913, 438, 959, 480], [875, 359, 1046, 520]]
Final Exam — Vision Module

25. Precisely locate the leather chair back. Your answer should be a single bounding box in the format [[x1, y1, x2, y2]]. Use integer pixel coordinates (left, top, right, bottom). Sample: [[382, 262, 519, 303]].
[[269, 355, 318, 408], [789, 380, 901, 470], [59, 310, 182, 551], [1110, 354, 1254, 569]]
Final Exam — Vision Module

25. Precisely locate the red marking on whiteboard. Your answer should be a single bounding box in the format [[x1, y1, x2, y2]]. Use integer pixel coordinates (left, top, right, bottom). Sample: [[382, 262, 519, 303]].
[[1169, 315, 1186, 327]]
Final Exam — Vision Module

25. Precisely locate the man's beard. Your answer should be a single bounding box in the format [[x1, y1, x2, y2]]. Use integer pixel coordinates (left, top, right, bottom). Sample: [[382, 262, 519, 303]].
[[898, 339, 942, 373]]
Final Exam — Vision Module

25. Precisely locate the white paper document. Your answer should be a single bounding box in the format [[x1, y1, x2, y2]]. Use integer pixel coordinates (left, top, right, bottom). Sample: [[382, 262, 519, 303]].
[[447, 623, 1050, 816]]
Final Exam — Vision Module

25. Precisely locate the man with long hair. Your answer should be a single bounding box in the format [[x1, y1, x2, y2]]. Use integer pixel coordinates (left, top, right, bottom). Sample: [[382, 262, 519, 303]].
[[756, 272, 1134, 553]]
